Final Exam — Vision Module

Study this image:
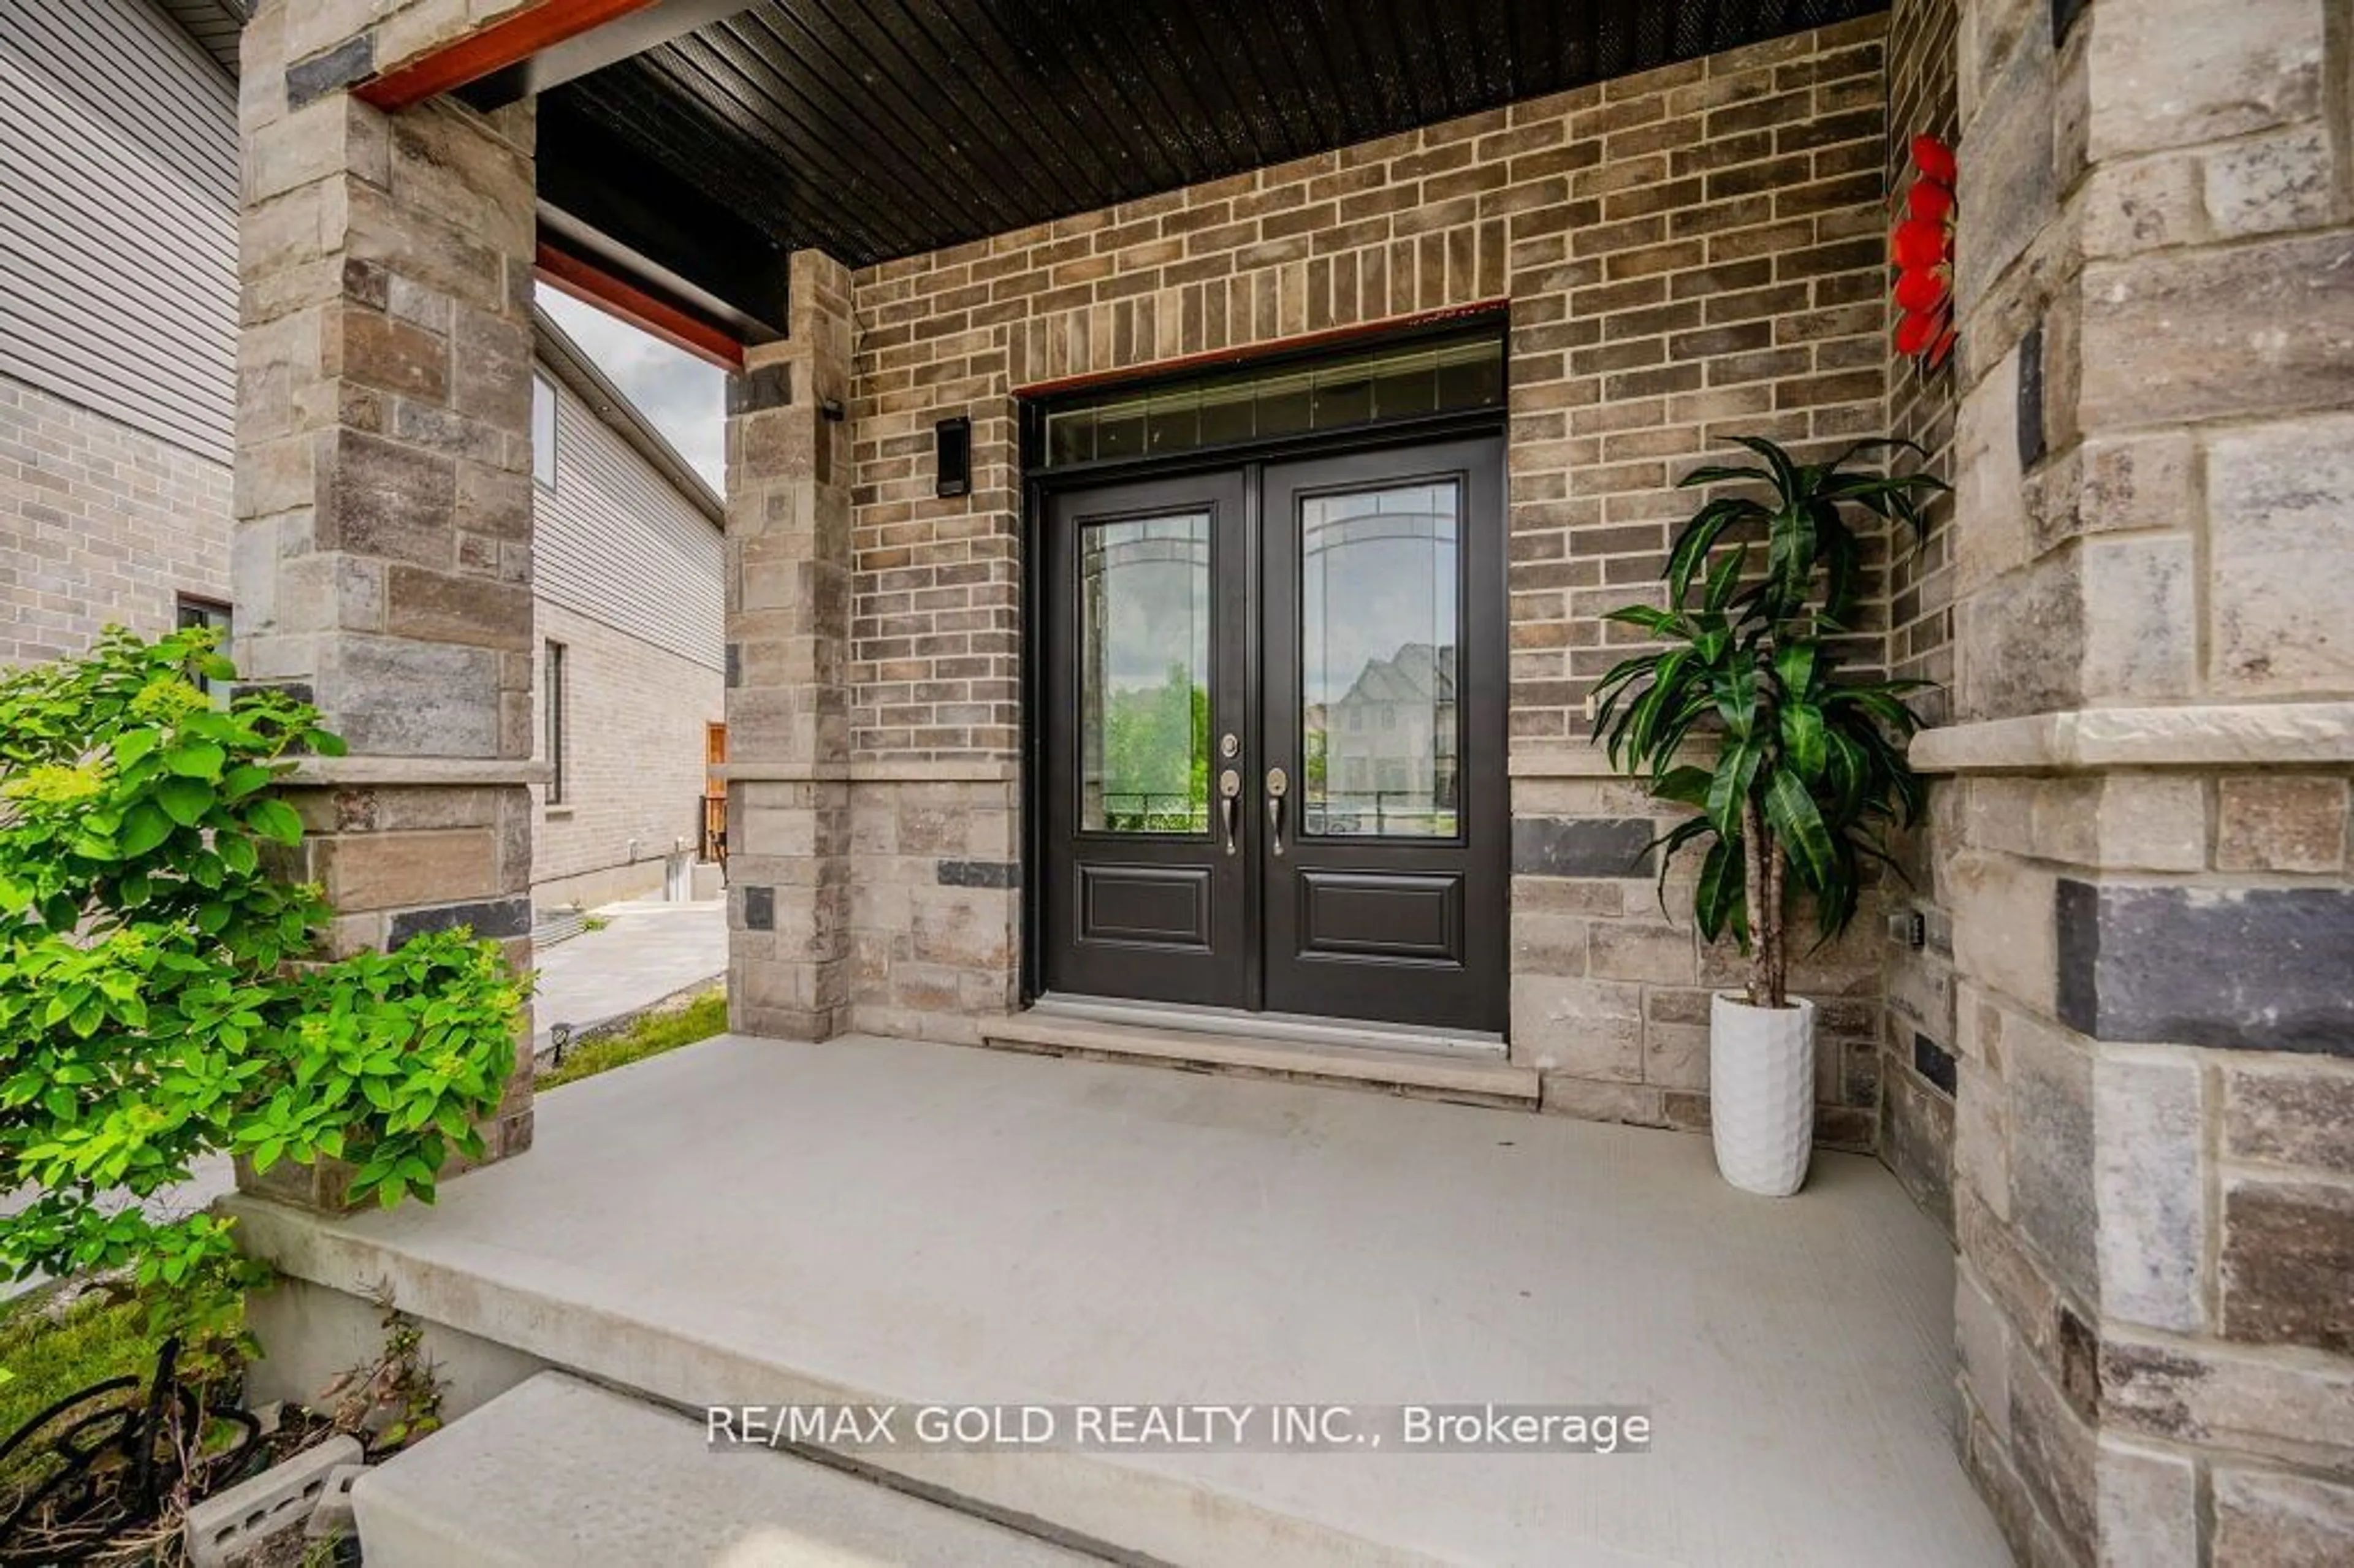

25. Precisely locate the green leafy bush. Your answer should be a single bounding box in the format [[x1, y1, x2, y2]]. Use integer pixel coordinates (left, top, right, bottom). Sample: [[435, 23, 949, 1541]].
[[0, 628, 526, 1304], [1594, 437, 1947, 1009]]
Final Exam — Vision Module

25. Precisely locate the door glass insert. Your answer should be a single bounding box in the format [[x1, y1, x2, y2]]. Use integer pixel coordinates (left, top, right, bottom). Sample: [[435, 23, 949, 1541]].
[[1038, 331, 1503, 469], [1300, 482, 1460, 838], [1080, 512, 1213, 834]]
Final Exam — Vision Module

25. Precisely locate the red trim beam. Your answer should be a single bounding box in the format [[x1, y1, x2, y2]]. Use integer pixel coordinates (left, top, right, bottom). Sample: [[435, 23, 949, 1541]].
[[533, 242, 746, 372], [356, 0, 666, 112]]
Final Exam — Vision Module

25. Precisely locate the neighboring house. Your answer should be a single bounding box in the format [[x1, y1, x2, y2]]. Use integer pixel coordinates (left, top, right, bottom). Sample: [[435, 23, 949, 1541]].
[[0, 0, 723, 911], [528, 311, 726, 908]]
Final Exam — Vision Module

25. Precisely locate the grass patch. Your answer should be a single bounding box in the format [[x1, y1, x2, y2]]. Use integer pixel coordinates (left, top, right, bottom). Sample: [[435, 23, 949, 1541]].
[[541, 988, 728, 1089], [0, 1278, 244, 1492]]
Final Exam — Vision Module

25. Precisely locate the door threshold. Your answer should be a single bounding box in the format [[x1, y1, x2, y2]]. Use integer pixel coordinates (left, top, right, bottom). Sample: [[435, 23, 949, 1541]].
[[986, 1004, 1535, 1106], [1030, 993, 1507, 1059]]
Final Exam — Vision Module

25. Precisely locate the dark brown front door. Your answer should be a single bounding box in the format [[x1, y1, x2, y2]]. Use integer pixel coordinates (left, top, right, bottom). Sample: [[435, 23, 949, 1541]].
[[1042, 436, 1506, 1033]]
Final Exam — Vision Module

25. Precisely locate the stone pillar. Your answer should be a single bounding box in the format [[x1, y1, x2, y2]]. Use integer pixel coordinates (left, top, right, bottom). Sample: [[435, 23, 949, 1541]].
[[724, 251, 857, 1040], [233, 0, 541, 1203], [1924, 1, 2354, 1561]]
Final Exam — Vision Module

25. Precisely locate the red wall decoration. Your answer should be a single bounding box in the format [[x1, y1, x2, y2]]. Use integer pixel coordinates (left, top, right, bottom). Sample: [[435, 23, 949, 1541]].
[[1892, 135, 1956, 370]]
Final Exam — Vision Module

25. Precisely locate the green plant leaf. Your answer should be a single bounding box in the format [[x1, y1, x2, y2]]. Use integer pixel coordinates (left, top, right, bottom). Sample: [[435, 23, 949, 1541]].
[[245, 798, 303, 846], [167, 740, 226, 779], [120, 804, 173, 857], [1763, 772, 1835, 891], [157, 777, 213, 828], [1693, 838, 1745, 944]]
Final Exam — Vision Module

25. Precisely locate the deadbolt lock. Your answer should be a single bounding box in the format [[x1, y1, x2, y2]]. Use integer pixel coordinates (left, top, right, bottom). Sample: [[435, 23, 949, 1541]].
[[1219, 732, 1240, 759]]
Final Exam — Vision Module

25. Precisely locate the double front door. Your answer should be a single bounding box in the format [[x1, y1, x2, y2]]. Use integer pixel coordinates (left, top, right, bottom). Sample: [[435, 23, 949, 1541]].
[[1042, 436, 1505, 1033]]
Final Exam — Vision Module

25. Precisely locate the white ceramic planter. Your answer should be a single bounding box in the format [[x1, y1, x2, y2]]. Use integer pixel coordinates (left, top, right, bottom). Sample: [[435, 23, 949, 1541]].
[[1708, 992, 1816, 1197]]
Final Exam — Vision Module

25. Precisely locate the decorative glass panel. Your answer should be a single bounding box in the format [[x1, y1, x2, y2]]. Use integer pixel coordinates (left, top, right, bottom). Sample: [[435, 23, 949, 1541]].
[[1036, 331, 1503, 468], [1080, 513, 1212, 834], [1300, 483, 1460, 838]]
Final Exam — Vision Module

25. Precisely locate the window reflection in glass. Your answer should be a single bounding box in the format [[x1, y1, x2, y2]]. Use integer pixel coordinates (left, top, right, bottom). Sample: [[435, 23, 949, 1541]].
[[1080, 513, 1213, 834], [1300, 483, 1460, 838]]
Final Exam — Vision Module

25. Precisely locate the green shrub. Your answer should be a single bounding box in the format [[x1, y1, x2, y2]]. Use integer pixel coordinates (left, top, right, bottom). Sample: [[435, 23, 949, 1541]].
[[0, 628, 527, 1317]]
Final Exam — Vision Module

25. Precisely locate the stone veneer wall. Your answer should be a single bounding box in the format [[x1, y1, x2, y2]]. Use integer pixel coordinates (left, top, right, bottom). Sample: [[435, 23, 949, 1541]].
[[752, 15, 1905, 1144], [1878, 0, 1964, 1227], [232, 0, 544, 1197], [0, 372, 234, 666], [1928, 0, 2354, 1561]]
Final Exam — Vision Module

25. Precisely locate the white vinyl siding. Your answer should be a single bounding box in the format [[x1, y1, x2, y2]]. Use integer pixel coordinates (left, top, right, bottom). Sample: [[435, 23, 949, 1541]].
[[535, 369, 724, 674], [0, 0, 237, 462]]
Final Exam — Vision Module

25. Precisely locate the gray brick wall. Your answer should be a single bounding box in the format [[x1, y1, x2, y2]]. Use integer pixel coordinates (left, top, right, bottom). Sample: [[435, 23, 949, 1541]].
[[533, 598, 722, 908], [0, 370, 232, 666]]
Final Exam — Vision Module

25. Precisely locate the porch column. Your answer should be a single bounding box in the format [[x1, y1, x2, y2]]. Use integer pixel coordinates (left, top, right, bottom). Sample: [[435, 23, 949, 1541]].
[[232, 0, 541, 1205], [1930, 1, 2354, 1561], [724, 251, 858, 1039]]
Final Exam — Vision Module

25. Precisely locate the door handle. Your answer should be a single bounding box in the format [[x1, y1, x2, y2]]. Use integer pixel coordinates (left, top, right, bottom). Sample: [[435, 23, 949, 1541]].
[[1217, 769, 1241, 855], [1265, 767, 1288, 857]]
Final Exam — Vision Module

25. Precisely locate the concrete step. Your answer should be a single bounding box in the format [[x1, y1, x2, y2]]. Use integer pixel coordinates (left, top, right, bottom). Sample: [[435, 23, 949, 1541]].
[[980, 1010, 1539, 1106], [354, 1372, 1107, 1567]]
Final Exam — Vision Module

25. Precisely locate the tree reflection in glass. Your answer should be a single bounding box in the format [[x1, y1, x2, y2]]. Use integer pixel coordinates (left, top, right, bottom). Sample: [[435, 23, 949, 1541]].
[[1080, 514, 1211, 833]]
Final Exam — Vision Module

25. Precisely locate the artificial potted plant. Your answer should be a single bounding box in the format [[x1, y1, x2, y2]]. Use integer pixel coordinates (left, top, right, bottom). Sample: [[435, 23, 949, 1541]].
[[1595, 437, 1945, 1196]]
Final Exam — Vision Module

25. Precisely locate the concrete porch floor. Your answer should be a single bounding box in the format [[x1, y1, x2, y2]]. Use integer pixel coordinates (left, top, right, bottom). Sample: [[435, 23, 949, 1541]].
[[227, 1035, 2010, 1567]]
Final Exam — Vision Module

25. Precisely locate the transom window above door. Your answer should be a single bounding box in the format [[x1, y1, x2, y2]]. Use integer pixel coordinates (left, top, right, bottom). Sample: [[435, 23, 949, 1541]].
[[1040, 330, 1503, 471]]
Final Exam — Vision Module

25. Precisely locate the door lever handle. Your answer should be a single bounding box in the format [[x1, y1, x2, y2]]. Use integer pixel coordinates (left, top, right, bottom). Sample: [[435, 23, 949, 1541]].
[[1266, 794, 1284, 856], [1217, 769, 1241, 855], [1219, 794, 1238, 854]]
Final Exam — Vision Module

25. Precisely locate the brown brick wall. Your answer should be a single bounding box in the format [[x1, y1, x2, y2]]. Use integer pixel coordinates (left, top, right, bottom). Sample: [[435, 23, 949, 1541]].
[[0, 371, 233, 666], [1878, 0, 1962, 1229], [830, 17, 1908, 1114], [847, 14, 1894, 763]]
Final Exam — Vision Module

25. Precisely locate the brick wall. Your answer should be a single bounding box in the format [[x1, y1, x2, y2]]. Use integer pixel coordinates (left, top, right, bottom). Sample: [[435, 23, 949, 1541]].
[[1878, 0, 1964, 1228], [0, 370, 232, 666], [832, 15, 1905, 1125], [532, 598, 722, 909]]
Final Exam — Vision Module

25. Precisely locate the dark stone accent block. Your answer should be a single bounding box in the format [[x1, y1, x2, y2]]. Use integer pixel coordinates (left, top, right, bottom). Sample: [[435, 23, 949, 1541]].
[[1511, 818, 1655, 878], [389, 895, 531, 946], [232, 680, 315, 707], [286, 35, 376, 108], [725, 642, 741, 688], [2057, 878, 2354, 1054], [1913, 1032, 1957, 1097], [939, 859, 1020, 889], [2016, 319, 2046, 468], [728, 364, 791, 414], [742, 885, 774, 931]]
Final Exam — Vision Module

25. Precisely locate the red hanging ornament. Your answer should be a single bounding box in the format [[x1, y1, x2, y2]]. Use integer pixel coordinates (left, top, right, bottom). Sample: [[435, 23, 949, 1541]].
[[1911, 134, 1957, 185], [1890, 135, 1959, 371]]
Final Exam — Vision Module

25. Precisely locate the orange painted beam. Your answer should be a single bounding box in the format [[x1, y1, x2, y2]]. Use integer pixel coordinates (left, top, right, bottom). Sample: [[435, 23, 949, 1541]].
[[356, 0, 666, 112], [533, 240, 746, 372]]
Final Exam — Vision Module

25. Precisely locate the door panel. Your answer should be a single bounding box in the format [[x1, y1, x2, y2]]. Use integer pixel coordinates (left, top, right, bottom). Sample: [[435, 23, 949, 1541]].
[[1041, 436, 1504, 1033], [1044, 471, 1252, 1007], [1260, 438, 1506, 1030]]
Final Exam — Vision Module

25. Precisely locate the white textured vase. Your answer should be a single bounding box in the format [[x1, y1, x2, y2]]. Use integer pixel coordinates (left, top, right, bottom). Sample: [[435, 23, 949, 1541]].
[[1708, 993, 1816, 1197]]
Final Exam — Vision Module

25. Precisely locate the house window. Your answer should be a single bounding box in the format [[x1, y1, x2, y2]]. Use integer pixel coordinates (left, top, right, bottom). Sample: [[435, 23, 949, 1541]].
[[544, 639, 566, 805], [532, 373, 558, 489], [175, 595, 232, 695]]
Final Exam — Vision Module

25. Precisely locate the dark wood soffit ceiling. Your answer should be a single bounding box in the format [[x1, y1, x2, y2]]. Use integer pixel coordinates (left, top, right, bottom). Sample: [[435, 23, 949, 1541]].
[[546, 0, 1886, 273]]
